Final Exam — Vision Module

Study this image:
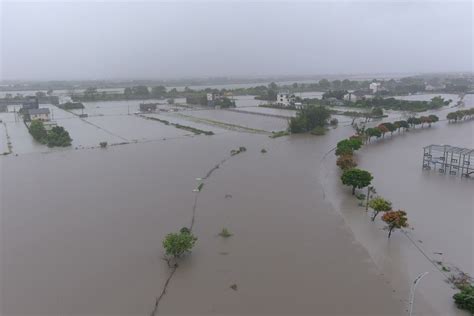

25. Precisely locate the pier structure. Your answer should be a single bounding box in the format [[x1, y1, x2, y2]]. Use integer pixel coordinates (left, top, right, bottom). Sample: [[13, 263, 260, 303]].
[[422, 145, 474, 177]]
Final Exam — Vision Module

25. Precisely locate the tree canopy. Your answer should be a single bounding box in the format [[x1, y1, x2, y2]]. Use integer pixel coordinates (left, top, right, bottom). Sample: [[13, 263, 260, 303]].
[[341, 168, 373, 195], [289, 105, 331, 133], [381, 210, 408, 238], [163, 228, 197, 258], [368, 197, 392, 221]]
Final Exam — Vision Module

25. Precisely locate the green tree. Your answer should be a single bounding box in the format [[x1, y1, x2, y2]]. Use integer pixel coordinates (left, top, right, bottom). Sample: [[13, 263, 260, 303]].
[[381, 210, 408, 238], [163, 229, 197, 258], [371, 107, 384, 117], [268, 82, 278, 91], [46, 126, 72, 147], [335, 138, 363, 156], [151, 85, 167, 98], [84, 87, 98, 99], [428, 114, 439, 123], [453, 285, 474, 314], [319, 79, 331, 90], [35, 91, 46, 98], [336, 155, 357, 170], [341, 168, 373, 195], [47, 89, 54, 96], [29, 120, 47, 143], [382, 122, 396, 135], [377, 124, 389, 138], [366, 127, 382, 142], [124, 87, 132, 98], [368, 197, 392, 221], [132, 85, 149, 96], [288, 105, 331, 133]]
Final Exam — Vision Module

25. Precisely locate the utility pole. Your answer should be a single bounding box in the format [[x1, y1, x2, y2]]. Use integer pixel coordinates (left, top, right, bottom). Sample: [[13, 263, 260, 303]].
[[409, 272, 429, 316], [366, 186, 374, 211]]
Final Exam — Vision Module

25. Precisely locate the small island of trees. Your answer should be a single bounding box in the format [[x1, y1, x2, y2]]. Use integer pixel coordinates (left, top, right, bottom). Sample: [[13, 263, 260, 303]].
[[29, 120, 72, 147]]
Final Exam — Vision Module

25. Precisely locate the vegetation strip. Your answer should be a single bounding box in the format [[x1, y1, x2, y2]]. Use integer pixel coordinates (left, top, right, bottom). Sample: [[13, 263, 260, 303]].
[[176, 113, 269, 134], [150, 147, 247, 315], [331, 112, 472, 312], [137, 114, 214, 135]]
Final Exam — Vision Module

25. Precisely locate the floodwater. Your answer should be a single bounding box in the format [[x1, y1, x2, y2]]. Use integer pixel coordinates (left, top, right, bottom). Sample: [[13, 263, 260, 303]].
[[1, 109, 407, 315], [181, 109, 288, 132], [321, 117, 473, 314], [1, 97, 472, 315]]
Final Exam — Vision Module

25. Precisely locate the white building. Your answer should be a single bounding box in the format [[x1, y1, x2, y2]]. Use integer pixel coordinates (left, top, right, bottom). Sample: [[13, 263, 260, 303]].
[[28, 108, 50, 121], [369, 82, 381, 94], [276, 91, 295, 107]]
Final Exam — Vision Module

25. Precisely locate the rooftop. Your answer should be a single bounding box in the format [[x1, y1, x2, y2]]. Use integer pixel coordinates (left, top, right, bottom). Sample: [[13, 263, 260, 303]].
[[423, 144, 474, 155]]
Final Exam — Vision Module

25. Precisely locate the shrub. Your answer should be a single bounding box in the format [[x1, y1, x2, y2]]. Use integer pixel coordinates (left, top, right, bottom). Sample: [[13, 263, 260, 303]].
[[453, 285, 474, 314], [330, 118, 339, 126], [337, 155, 357, 170], [218, 228, 233, 238], [29, 120, 47, 143], [46, 126, 72, 147], [381, 210, 408, 238], [341, 168, 373, 195], [163, 229, 197, 258], [310, 126, 326, 135], [368, 197, 392, 221], [99, 141, 108, 148]]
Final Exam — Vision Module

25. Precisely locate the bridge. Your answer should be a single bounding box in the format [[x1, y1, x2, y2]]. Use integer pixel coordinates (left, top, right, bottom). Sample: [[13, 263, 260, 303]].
[[422, 145, 474, 177]]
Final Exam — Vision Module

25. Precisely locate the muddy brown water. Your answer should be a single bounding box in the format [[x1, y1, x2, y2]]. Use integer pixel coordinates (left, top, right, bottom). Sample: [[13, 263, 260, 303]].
[[1, 130, 405, 315], [321, 120, 473, 316], [1, 99, 472, 315]]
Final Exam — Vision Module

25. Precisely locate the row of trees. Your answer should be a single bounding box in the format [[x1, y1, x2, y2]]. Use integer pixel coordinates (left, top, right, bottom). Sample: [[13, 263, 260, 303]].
[[335, 135, 409, 238], [353, 96, 451, 112], [29, 120, 72, 147], [359, 115, 439, 143], [446, 108, 474, 122]]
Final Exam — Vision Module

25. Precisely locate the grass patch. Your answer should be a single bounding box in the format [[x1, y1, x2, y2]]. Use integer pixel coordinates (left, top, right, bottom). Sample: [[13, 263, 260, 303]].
[[139, 115, 214, 135], [218, 228, 233, 238], [176, 113, 267, 134], [310, 126, 326, 135], [269, 130, 290, 138]]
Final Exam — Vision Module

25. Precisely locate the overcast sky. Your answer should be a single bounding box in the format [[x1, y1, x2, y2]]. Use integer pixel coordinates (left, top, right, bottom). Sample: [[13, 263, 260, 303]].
[[1, 0, 472, 80]]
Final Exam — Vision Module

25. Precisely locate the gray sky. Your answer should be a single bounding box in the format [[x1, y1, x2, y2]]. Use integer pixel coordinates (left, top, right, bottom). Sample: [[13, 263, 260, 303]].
[[1, 0, 472, 80]]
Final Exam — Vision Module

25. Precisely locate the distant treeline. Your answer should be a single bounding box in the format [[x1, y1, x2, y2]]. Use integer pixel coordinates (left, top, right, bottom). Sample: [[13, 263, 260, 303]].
[[60, 76, 473, 103]]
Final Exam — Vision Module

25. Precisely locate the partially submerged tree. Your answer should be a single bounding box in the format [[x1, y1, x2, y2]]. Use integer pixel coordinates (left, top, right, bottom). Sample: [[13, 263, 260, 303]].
[[453, 285, 474, 314], [365, 127, 382, 143], [29, 119, 48, 143], [381, 210, 408, 238], [341, 168, 373, 195], [368, 197, 392, 221], [336, 155, 357, 170], [163, 228, 197, 259], [335, 138, 363, 156]]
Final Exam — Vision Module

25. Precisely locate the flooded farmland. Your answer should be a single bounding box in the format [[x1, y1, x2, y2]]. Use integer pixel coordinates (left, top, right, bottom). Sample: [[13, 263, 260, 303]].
[[1, 94, 472, 316]]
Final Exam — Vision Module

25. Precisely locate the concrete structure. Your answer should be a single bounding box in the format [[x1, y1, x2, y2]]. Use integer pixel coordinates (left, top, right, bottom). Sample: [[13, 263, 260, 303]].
[[369, 82, 381, 94], [344, 90, 367, 102], [422, 144, 474, 177], [28, 108, 50, 121], [276, 91, 295, 107]]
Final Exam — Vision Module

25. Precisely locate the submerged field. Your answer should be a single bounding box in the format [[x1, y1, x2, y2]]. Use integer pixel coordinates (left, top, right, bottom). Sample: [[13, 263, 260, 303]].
[[1, 94, 472, 315]]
